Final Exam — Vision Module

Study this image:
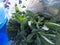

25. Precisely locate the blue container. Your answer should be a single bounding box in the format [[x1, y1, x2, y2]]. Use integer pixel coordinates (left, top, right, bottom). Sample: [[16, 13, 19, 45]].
[[0, 3, 8, 45]]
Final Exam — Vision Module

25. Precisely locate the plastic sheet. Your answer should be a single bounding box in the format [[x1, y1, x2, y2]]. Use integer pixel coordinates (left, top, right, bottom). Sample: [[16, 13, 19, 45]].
[[41, 0, 60, 22], [0, 2, 8, 45], [42, 0, 60, 15]]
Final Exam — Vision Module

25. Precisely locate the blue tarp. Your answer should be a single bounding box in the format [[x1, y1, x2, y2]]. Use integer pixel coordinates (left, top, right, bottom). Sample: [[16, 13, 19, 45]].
[[0, 2, 8, 45]]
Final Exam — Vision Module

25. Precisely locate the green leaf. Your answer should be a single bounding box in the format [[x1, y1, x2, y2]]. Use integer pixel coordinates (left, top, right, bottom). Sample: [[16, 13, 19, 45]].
[[44, 34, 56, 37], [45, 22, 60, 31], [15, 6, 19, 11], [45, 22, 60, 27], [15, 13, 28, 22], [27, 33, 35, 41], [36, 35, 41, 45], [41, 35, 54, 44], [55, 32, 60, 45]]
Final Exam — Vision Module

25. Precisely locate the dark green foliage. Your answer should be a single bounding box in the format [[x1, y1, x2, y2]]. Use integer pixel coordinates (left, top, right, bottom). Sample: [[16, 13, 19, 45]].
[[7, 19, 20, 40], [7, 6, 60, 45]]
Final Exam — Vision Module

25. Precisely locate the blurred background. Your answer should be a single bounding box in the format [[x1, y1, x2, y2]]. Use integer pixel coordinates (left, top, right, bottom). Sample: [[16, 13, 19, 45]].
[[1, 0, 60, 45]]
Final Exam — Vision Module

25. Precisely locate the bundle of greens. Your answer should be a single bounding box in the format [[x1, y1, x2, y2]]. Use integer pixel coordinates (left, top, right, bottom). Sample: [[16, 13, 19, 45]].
[[6, 5, 60, 45]]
